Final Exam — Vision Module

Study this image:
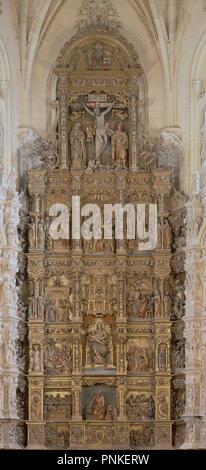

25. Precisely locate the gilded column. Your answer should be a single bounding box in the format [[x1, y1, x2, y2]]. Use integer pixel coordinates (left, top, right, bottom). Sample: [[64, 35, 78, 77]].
[[27, 275, 45, 448], [71, 261, 83, 421], [71, 380, 82, 422], [71, 175, 82, 254], [116, 254, 127, 421], [117, 379, 127, 422], [128, 72, 139, 171], [153, 169, 173, 448], [27, 170, 46, 448]]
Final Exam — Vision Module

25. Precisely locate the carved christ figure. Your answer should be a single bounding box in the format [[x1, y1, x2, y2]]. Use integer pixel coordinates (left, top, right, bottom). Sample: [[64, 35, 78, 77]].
[[82, 100, 116, 162]]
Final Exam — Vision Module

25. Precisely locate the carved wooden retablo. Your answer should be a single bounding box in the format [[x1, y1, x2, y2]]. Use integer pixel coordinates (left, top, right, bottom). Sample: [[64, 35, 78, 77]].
[[25, 20, 185, 450]]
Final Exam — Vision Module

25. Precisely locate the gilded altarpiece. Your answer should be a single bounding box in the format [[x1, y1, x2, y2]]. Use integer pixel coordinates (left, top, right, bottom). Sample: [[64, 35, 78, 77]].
[[26, 31, 176, 449]]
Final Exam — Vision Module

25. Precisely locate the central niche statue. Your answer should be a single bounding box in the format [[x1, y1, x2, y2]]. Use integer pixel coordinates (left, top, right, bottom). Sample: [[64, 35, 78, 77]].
[[86, 391, 106, 420], [82, 100, 115, 163], [86, 319, 113, 368], [69, 122, 86, 170]]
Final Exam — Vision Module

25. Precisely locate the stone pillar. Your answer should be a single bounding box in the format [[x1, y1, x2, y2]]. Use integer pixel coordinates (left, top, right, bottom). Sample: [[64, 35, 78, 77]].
[[57, 74, 68, 169], [72, 271, 82, 322], [116, 327, 127, 375], [117, 379, 127, 422], [72, 328, 82, 375], [116, 270, 126, 322], [192, 80, 202, 175], [72, 176, 82, 254], [72, 380, 82, 421], [0, 170, 21, 448], [182, 178, 206, 448], [116, 177, 127, 254]]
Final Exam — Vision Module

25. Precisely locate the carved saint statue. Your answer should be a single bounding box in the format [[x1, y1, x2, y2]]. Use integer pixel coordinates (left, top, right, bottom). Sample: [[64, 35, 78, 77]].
[[156, 222, 162, 249], [82, 100, 116, 162], [37, 294, 45, 319], [154, 291, 162, 318], [174, 280, 185, 319], [157, 392, 168, 420], [30, 344, 41, 372], [6, 222, 17, 246], [158, 344, 168, 371], [87, 319, 112, 367], [0, 271, 17, 305], [163, 293, 170, 317], [112, 122, 128, 168], [69, 122, 86, 170], [37, 219, 45, 249], [30, 394, 41, 420], [163, 219, 172, 249], [28, 221, 36, 249]]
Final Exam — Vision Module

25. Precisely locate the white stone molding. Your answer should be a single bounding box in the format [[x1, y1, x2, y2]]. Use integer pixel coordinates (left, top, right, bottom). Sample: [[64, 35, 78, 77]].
[[0, 169, 21, 448]]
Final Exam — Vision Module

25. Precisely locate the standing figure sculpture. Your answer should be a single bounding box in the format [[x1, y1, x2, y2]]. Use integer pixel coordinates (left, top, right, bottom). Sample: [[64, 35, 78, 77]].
[[158, 344, 168, 371], [69, 122, 86, 170], [87, 320, 112, 368], [38, 219, 45, 249], [82, 100, 116, 163], [112, 122, 128, 169], [28, 221, 36, 249], [30, 344, 42, 372], [163, 219, 172, 249]]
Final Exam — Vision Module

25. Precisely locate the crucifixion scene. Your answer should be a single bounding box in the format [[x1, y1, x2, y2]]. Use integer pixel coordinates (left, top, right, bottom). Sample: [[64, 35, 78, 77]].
[[68, 94, 129, 169]]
